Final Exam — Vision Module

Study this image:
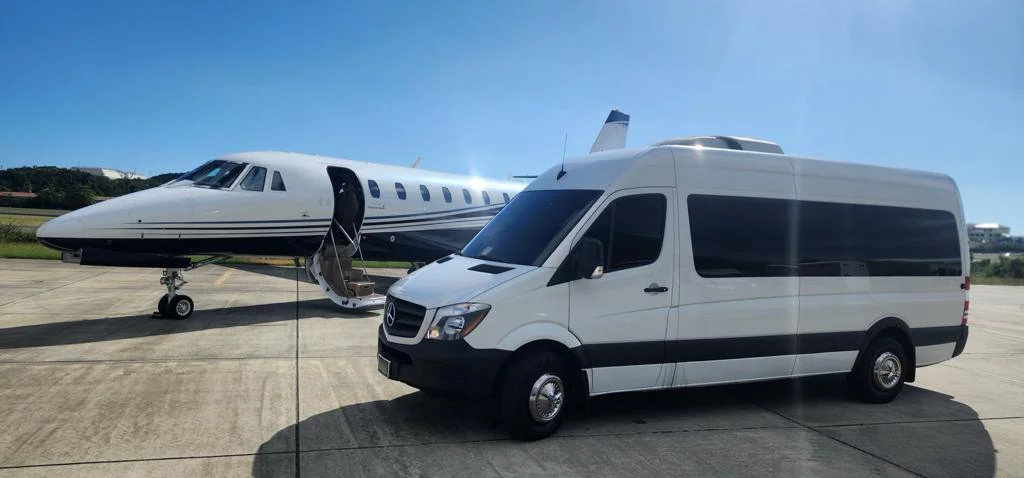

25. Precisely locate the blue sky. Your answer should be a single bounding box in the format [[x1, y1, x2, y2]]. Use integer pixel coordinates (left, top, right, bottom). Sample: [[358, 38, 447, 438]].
[[1, 0, 1021, 229]]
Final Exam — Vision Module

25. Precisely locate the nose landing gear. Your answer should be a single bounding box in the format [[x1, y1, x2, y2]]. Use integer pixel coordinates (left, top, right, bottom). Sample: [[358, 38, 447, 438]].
[[156, 269, 193, 319], [152, 256, 226, 319]]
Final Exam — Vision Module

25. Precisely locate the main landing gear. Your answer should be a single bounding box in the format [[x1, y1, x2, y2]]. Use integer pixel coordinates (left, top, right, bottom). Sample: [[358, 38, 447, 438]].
[[153, 256, 226, 319]]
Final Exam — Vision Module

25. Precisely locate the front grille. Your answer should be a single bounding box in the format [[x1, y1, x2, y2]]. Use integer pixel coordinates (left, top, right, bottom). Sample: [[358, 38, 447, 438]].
[[384, 295, 427, 338]]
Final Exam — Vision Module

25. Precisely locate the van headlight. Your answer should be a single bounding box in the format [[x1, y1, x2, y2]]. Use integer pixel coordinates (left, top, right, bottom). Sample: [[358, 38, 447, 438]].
[[425, 303, 491, 341]]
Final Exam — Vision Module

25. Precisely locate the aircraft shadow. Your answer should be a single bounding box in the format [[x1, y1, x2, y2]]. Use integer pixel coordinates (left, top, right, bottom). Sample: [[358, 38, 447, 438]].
[[252, 375, 996, 477], [221, 263, 403, 295], [0, 298, 376, 350]]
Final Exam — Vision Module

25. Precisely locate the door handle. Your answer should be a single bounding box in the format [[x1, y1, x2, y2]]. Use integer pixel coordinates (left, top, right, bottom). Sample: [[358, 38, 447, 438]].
[[644, 285, 668, 293]]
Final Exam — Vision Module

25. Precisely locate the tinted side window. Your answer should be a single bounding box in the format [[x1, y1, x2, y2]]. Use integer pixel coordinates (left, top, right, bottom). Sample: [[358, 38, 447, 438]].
[[463, 189, 472, 204], [271, 171, 286, 191], [482, 191, 491, 205], [581, 194, 667, 273], [688, 195, 794, 278], [687, 194, 962, 278], [799, 201, 962, 276], [419, 185, 430, 201], [368, 180, 380, 198], [395, 182, 406, 200], [442, 187, 452, 203], [503, 192, 511, 203], [239, 166, 267, 191]]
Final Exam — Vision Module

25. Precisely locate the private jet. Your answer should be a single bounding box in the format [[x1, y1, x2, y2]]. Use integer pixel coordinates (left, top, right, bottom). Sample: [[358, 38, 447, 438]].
[[36, 109, 631, 318]]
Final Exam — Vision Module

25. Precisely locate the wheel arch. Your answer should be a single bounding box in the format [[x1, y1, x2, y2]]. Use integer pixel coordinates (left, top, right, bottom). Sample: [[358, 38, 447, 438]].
[[859, 316, 917, 382], [491, 335, 590, 402]]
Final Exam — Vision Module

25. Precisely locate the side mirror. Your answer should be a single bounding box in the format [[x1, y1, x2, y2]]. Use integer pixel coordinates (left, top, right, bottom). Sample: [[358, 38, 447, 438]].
[[575, 238, 605, 280]]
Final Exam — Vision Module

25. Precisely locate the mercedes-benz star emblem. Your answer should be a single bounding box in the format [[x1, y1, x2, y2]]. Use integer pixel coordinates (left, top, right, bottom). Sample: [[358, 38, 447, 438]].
[[385, 302, 396, 327]]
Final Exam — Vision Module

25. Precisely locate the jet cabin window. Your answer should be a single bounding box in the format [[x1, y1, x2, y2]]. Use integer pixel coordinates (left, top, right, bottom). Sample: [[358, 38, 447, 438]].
[[581, 194, 667, 273], [368, 180, 380, 198], [271, 171, 286, 191], [395, 182, 406, 200], [503, 192, 511, 203], [239, 166, 267, 192], [442, 187, 452, 203], [177, 160, 248, 189], [420, 185, 430, 201], [482, 191, 491, 205], [463, 189, 472, 204]]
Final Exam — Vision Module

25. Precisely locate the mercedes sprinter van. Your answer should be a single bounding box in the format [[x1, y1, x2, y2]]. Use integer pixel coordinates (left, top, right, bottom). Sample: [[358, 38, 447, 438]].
[[377, 136, 970, 440]]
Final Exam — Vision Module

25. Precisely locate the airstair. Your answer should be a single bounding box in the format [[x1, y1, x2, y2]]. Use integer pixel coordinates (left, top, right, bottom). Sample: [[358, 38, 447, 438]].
[[306, 220, 386, 310]]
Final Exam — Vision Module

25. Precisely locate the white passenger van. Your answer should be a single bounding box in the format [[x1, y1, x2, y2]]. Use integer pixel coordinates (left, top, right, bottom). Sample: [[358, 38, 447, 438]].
[[377, 136, 970, 440]]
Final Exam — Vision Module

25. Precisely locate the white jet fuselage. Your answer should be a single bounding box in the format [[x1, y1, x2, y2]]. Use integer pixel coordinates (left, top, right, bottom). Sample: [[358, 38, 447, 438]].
[[37, 151, 526, 262]]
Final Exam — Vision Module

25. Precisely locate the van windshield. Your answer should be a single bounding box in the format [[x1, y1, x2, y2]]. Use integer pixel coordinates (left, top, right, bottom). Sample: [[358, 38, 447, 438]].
[[173, 160, 249, 189], [462, 189, 602, 266]]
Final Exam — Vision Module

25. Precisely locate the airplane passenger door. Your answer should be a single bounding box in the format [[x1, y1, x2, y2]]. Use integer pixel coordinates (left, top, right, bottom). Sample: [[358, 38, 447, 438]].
[[567, 188, 676, 395]]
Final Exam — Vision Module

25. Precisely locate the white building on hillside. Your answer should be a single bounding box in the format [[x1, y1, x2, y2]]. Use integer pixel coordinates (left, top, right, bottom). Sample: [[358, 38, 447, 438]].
[[71, 167, 147, 180], [967, 223, 1010, 244]]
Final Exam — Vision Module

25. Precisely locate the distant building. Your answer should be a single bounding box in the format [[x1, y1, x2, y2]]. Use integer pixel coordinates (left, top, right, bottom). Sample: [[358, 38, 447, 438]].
[[71, 167, 147, 180], [967, 223, 1010, 244]]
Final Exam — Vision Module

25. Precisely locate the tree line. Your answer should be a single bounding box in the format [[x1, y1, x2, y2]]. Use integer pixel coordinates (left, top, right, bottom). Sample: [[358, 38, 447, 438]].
[[0, 167, 182, 210]]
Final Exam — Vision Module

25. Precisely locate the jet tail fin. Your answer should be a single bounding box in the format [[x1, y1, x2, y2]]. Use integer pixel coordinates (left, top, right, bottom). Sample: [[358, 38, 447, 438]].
[[589, 109, 630, 153]]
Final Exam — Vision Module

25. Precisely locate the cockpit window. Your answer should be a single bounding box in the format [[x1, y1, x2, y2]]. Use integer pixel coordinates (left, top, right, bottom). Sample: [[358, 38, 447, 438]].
[[271, 171, 286, 191], [176, 160, 248, 189], [239, 166, 267, 191]]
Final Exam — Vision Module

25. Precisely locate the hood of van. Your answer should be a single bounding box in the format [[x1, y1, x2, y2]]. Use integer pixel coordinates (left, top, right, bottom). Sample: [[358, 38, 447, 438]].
[[388, 255, 535, 309]]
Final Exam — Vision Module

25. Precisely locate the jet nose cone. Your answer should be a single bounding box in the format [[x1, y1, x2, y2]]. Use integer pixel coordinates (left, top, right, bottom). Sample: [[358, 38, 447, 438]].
[[36, 215, 82, 251]]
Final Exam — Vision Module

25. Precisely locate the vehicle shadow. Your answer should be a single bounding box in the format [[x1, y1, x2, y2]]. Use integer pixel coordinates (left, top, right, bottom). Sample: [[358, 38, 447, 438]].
[[252, 376, 996, 477], [0, 298, 376, 350]]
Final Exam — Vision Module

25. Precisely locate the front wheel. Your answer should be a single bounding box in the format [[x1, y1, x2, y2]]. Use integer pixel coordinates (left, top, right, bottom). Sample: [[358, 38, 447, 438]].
[[848, 336, 907, 403], [499, 351, 570, 440], [167, 295, 194, 320]]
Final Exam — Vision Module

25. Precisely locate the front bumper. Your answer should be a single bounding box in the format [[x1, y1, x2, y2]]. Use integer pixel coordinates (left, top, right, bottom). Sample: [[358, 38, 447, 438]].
[[377, 325, 509, 397]]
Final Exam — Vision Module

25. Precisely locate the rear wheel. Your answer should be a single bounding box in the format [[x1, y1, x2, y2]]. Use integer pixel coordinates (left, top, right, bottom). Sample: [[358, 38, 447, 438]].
[[499, 351, 570, 440], [848, 336, 907, 403]]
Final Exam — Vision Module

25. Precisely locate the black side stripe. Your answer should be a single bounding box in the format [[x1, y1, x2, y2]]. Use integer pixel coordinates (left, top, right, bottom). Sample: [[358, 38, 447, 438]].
[[367, 204, 503, 221], [141, 219, 332, 225], [576, 326, 963, 369], [364, 210, 499, 227], [111, 224, 330, 231], [362, 217, 492, 232]]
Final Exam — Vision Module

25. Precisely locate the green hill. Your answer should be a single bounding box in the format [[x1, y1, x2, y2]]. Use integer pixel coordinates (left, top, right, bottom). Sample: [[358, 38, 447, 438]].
[[0, 166, 183, 210]]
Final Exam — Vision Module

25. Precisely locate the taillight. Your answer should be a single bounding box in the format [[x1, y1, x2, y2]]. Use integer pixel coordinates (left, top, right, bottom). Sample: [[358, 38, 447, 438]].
[[962, 276, 970, 325]]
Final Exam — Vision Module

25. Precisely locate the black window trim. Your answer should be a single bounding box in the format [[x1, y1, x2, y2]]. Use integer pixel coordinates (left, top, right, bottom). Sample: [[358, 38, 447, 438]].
[[395, 182, 407, 200], [368, 179, 381, 198], [419, 184, 430, 202], [462, 188, 472, 204], [442, 187, 453, 203]]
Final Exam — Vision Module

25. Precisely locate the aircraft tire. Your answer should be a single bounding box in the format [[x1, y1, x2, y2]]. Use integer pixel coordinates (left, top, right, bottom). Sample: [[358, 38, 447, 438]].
[[157, 294, 170, 317], [168, 295, 194, 320]]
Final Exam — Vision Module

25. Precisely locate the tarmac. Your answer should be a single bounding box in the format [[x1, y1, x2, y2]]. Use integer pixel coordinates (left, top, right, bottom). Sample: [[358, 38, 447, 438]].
[[0, 258, 1020, 477]]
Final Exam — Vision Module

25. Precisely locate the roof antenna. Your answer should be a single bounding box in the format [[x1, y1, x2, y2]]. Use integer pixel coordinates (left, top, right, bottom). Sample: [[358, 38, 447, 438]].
[[556, 133, 568, 180]]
